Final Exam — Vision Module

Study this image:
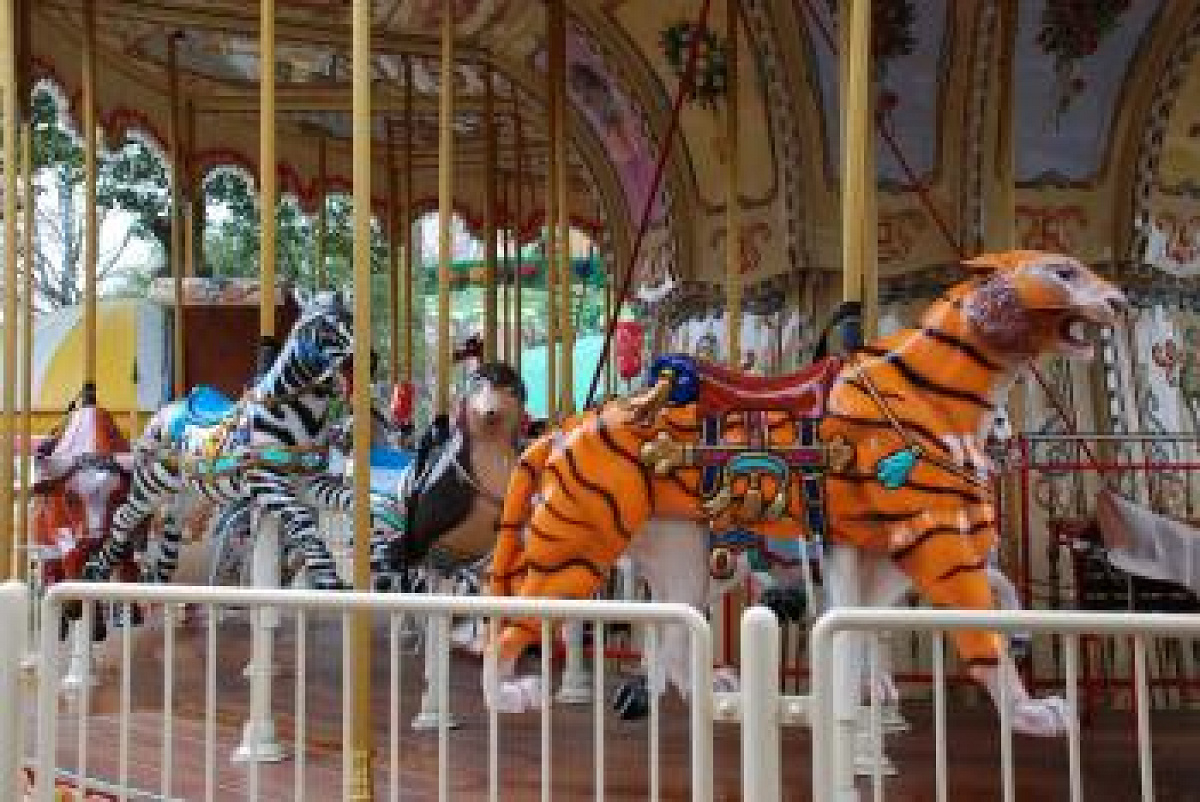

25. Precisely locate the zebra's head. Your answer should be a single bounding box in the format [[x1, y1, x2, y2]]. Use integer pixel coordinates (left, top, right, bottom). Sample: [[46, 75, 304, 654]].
[[290, 290, 355, 387]]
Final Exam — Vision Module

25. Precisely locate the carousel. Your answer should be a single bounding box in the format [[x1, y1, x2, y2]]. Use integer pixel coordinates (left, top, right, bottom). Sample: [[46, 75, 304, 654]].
[[0, 1, 1199, 801]]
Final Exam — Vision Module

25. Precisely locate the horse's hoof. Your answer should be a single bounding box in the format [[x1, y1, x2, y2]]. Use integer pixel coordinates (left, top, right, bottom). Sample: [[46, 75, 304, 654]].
[[62, 600, 83, 622], [612, 676, 649, 721], [759, 586, 806, 623]]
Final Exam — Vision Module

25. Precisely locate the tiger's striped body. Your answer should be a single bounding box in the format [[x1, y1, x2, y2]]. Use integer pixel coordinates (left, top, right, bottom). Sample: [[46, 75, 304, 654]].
[[488, 251, 1126, 735]]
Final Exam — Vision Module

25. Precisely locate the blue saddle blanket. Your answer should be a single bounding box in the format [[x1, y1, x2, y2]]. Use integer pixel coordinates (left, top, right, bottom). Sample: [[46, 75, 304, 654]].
[[165, 385, 237, 444]]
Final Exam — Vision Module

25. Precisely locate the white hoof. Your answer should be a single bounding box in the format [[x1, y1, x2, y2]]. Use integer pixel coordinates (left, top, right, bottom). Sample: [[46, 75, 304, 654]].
[[712, 667, 740, 693], [1011, 695, 1071, 737], [489, 675, 545, 714]]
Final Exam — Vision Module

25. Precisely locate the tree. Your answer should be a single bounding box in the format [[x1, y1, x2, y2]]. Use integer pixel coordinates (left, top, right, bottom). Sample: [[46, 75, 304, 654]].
[[28, 86, 169, 312]]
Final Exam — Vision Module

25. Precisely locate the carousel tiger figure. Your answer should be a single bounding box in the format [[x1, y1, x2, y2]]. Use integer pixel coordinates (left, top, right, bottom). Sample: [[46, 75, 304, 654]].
[[486, 249, 1126, 737]]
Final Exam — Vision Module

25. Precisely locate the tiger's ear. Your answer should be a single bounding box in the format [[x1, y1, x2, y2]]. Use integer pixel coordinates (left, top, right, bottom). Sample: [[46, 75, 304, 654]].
[[961, 254, 1003, 275], [962, 249, 1046, 276]]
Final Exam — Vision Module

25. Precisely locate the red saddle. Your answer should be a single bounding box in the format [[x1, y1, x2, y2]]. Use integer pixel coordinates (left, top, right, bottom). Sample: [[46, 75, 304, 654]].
[[695, 357, 844, 417]]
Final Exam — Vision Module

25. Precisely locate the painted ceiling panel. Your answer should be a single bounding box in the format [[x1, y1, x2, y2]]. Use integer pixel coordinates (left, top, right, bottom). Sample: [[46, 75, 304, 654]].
[[797, 0, 947, 186], [1014, 0, 1162, 184]]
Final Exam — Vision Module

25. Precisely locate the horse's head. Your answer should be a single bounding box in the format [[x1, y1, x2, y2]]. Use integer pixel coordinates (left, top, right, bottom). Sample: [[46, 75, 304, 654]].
[[951, 250, 1127, 362], [290, 289, 356, 388], [458, 361, 526, 445]]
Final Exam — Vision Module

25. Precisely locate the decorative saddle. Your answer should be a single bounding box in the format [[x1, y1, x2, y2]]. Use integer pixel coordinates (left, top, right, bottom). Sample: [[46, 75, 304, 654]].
[[639, 354, 852, 578], [165, 385, 237, 444]]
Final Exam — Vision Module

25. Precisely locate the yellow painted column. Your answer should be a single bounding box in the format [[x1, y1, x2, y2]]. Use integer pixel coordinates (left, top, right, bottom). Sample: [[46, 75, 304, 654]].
[[403, 56, 415, 383], [436, 8, 456, 416], [259, 0, 277, 366], [316, 136, 327, 290], [724, 0, 741, 366], [839, 0, 874, 343], [82, 0, 97, 403], [483, 62, 498, 363], [552, 0, 573, 413], [0, 0, 18, 579], [500, 167, 510, 362], [544, 0, 561, 421], [17, 121, 33, 580], [349, 1, 374, 799], [511, 89, 526, 379], [168, 32, 186, 398], [387, 122, 401, 383], [186, 100, 198, 279]]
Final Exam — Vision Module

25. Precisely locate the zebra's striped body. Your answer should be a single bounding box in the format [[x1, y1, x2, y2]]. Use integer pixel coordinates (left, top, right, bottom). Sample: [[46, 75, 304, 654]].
[[88, 292, 394, 590]]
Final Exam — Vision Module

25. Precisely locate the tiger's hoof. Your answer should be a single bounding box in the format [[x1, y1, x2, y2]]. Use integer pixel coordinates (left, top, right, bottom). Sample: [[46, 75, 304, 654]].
[[490, 676, 545, 714]]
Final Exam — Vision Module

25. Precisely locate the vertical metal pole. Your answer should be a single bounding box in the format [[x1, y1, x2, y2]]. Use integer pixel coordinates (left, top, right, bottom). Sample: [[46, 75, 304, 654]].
[[350, 0, 374, 799], [81, 0, 97, 403], [258, 0, 277, 371], [544, 0, 560, 422], [500, 168, 511, 362], [168, 32, 186, 398], [316, 135, 327, 290], [18, 120, 32, 581], [387, 121, 401, 384], [483, 62, 498, 363], [403, 57, 415, 384], [0, 0, 18, 579], [511, 87, 525, 380], [436, 10, 456, 416], [741, 607, 781, 801], [839, 0, 872, 349], [724, 0, 741, 367], [553, 0, 573, 413], [186, 99, 198, 278], [17, 0, 32, 582]]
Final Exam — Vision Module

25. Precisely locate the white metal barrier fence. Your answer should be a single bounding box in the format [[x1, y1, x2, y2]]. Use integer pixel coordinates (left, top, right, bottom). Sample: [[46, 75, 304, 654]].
[[29, 582, 714, 802], [806, 607, 1200, 802]]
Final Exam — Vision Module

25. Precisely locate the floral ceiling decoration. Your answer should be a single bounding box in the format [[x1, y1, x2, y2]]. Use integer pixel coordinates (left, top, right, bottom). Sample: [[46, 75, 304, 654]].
[[1036, 0, 1133, 123], [659, 21, 730, 111]]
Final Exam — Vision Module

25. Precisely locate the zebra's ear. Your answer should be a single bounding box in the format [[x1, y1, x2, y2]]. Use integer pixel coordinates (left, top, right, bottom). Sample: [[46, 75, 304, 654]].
[[292, 285, 314, 312]]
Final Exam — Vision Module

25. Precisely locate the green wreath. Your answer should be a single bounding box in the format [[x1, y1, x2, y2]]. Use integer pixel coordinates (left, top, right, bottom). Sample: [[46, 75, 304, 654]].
[[660, 21, 729, 111]]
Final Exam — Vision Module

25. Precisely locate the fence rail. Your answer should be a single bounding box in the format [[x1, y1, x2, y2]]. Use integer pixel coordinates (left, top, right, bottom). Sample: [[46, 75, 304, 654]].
[[31, 582, 714, 802], [809, 607, 1200, 802]]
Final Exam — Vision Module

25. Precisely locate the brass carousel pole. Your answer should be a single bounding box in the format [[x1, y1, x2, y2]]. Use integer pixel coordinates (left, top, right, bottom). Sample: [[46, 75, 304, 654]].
[[0, 0, 19, 579], [185, 100, 197, 280], [839, 0, 873, 348], [436, 4, 455, 416], [511, 86, 525, 380], [350, 0, 374, 797], [724, 0, 741, 367], [258, 0, 277, 372], [483, 62, 498, 363], [387, 121, 400, 383], [81, 0, 98, 405], [500, 166, 511, 362], [552, 0, 573, 414], [316, 135, 327, 290], [168, 32, 186, 399], [403, 56, 414, 385], [18, 82, 32, 582], [544, 0, 560, 422]]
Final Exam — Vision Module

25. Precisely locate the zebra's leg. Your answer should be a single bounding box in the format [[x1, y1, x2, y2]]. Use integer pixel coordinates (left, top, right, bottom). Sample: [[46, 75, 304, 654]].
[[295, 474, 405, 590], [245, 469, 346, 590], [87, 460, 179, 582]]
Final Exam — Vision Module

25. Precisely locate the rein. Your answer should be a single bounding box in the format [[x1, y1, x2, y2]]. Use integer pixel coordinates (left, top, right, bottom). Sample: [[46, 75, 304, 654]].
[[851, 357, 990, 490]]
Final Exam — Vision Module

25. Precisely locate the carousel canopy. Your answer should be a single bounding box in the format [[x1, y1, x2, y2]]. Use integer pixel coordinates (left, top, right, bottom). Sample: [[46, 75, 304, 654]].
[[19, 1, 1200, 322]]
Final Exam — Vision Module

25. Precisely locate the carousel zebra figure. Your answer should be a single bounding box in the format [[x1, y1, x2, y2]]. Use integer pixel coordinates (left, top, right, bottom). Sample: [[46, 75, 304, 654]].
[[85, 290, 386, 591]]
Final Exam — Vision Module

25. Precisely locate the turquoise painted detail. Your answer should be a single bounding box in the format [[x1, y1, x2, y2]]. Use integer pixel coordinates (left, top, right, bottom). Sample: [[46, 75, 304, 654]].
[[876, 447, 920, 489], [727, 452, 789, 480]]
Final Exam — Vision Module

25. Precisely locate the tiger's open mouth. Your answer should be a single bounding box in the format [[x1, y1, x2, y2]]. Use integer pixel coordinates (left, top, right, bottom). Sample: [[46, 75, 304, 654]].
[[1057, 315, 1105, 358]]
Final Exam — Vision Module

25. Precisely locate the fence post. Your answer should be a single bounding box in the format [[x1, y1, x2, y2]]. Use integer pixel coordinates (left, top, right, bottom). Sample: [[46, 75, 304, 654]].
[[741, 606, 780, 801], [233, 511, 285, 762], [0, 581, 27, 800]]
